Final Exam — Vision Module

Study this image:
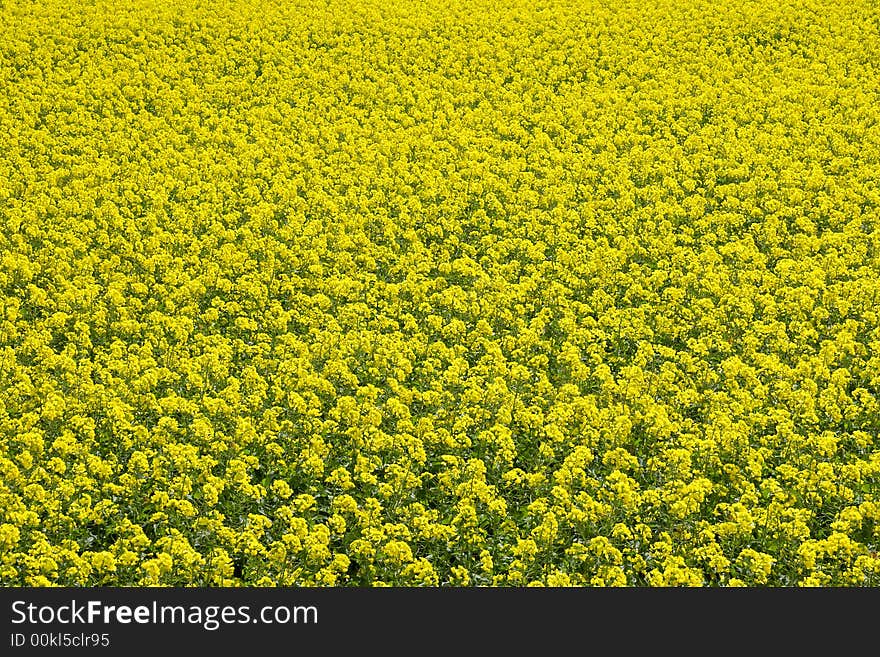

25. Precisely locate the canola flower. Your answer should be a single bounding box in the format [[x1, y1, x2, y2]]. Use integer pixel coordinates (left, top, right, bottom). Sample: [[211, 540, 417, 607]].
[[1, 0, 879, 587]]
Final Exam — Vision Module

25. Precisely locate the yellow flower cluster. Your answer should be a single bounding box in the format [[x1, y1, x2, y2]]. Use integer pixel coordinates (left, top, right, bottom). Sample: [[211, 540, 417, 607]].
[[1, 0, 879, 586]]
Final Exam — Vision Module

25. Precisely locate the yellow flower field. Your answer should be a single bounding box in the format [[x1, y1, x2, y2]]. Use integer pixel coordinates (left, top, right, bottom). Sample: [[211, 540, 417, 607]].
[[1, 0, 879, 586]]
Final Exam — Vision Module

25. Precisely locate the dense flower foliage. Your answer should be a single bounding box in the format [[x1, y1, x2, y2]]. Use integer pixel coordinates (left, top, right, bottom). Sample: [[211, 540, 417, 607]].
[[1, 0, 879, 586]]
